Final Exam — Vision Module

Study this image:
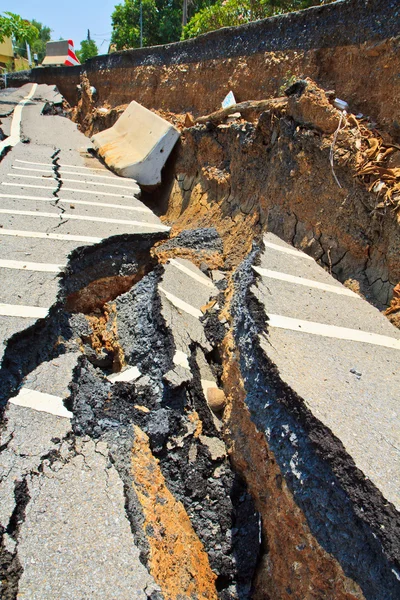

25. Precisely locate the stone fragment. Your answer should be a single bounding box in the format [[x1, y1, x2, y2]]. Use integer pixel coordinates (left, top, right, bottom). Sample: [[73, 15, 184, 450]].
[[184, 112, 195, 127], [286, 78, 341, 134], [207, 387, 227, 412]]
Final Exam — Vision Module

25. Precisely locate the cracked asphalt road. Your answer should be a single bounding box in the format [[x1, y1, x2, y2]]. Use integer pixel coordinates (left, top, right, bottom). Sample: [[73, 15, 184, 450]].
[[0, 83, 168, 599], [0, 83, 168, 361]]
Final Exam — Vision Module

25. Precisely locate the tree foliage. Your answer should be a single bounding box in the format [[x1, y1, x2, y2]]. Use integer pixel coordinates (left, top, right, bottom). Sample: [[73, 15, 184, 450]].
[[15, 20, 51, 62], [0, 12, 38, 46], [111, 0, 215, 50], [182, 0, 327, 39], [110, 1, 331, 48], [77, 39, 99, 62]]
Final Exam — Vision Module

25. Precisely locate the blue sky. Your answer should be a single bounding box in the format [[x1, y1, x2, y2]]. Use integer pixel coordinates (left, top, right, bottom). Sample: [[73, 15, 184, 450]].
[[8, 1, 119, 53]]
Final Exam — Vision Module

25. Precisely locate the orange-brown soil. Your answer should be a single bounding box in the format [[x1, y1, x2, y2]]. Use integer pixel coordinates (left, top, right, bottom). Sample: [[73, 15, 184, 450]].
[[131, 424, 218, 600]]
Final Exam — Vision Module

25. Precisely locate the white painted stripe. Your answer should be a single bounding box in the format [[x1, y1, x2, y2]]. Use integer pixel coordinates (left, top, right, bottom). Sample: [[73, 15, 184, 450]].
[[159, 286, 202, 318], [253, 266, 359, 297], [3, 182, 138, 199], [201, 378, 218, 399], [0, 208, 170, 231], [15, 158, 117, 173], [0, 228, 102, 243], [263, 238, 314, 261], [107, 366, 141, 383], [0, 259, 63, 272], [0, 303, 48, 318], [173, 350, 190, 370], [0, 84, 38, 155], [10, 388, 72, 419], [0, 192, 151, 214], [8, 173, 140, 192], [169, 259, 216, 289], [267, 314, 400, 350], [12, 165, 137, 183]]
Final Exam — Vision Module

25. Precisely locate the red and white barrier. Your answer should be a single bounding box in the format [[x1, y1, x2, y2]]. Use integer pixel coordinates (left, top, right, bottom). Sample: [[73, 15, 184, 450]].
[[64, 40, 80, 66]]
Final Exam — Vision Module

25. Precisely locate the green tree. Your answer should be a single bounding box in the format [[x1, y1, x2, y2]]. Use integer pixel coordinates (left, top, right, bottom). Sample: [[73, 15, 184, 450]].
[[0, 11, 38, 45], [77, 35, 99, 62], [15, 20, 52, 62], [182, 0, 327, 39], [111, 0, 216, 50]]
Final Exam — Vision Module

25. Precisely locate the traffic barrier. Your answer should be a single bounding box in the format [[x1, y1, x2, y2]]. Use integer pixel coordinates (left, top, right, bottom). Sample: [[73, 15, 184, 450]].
[[91, 101, 180, 186], [42, 40, 80, 67]]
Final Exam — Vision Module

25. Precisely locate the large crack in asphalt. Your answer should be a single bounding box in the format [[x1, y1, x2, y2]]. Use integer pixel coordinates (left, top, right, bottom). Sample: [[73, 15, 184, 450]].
[[225, 244, 400, 599], [0, 225, 262, 599]]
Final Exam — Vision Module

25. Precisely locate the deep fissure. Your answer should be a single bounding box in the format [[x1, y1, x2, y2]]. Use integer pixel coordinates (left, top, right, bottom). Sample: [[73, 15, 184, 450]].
[[2, 14, 400, 597]]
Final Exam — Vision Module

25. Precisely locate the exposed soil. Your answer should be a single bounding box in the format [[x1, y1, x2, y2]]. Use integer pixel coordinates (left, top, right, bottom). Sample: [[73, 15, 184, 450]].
[[3, 9, 400, 596]]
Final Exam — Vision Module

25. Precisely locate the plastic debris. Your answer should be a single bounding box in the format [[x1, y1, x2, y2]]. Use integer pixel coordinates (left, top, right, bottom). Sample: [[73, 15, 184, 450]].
[[333, 98, 349, 112], [222, 91, 236, 109]]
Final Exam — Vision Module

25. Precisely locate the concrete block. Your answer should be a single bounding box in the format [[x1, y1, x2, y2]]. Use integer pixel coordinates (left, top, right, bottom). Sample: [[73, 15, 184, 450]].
[[91, 101, 180, 186]]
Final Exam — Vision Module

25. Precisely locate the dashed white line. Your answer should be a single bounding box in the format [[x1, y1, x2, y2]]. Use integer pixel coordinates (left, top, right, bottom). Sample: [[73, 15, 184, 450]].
[[0, 192, 152, 214], [0, 228, 102, 243], [3, 182, 139, 199], [0, 303, 48, 318], [10, 388, 72, 419], [0, 259, 63, 272], [0, 208, 170, 230], [12, 165, 138, 183], [159, 286, 203, 318], [267, 314, 400, 350], [173, 350, 190, 370], [8, 173, 140, 192], [253, 266, 360, 297], [107, 366, 141, 383], [263, 237, 314, 261], [201, 378, 218, 398], [169, 259, 216, 289], [15, 158, 117, 173]]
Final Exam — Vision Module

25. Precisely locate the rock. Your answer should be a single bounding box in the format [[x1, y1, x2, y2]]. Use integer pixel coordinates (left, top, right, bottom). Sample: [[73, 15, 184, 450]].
[[184, 112, 195, 127], [207, 387, 227, 412], [286, 78, 341, 134]]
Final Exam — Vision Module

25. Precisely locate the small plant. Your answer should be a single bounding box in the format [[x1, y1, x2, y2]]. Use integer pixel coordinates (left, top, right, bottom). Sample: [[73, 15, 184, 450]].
[[279, 71, 298, 96]]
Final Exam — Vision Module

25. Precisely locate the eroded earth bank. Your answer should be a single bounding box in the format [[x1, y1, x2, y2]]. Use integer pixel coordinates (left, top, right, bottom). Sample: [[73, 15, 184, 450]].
[[1, 2, 400, 600]]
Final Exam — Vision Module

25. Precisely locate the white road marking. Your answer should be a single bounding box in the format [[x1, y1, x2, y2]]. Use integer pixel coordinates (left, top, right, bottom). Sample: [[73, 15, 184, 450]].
[[267, 314, 400, 350], [107, 366, 141, 383], [0, 192, 152, 214], [0, 259, 63, 272], [169, 259, 216, 289], [0, 208, 170, 231], [159, 286, 202, 318], [201, 378, 218, 398], [3, 182, 139, 199], [15, 158, 119, 173], [10, 388, 72, 419], [173, 350, 190, 370], [0, 84, 38, 155], [0, 303, 48, 318], [263, 237, 314, 261], [0, 228, 102, 243], [12, 165, 137, 183], [8, 173, 140, 192], [253, 266, 360, 297]]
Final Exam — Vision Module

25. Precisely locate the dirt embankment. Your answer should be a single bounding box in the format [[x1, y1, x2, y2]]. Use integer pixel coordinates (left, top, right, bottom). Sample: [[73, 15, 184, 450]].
[[73, 70, 400, 318], [79, 37, 399, 142], [160, 81, 400, 312]]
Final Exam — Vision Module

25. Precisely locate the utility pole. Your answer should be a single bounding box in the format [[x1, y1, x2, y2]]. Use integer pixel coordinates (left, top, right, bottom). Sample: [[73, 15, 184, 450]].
[[26, 41, 32, 67], [182, 0, 188, 27], [139, 0, 143, 48], [87, 29, 91, 42]]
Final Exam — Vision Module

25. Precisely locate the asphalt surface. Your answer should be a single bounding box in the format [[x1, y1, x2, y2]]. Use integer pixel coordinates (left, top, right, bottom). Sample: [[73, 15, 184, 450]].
[[0, 83, 168, 362], [253, 232, 400, 510], [0, 83, 166, 598]]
